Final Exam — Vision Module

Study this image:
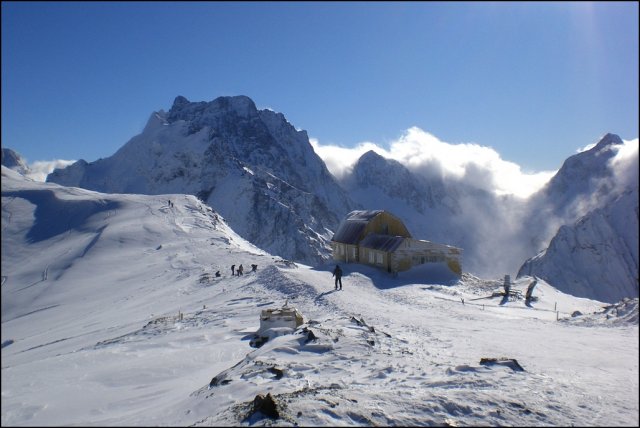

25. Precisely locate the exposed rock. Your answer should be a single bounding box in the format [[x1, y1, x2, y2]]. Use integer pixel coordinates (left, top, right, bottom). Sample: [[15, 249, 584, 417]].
[[268, 366, 284, 380], [479, 358, 525, 372], [249, 393, 279, 420]]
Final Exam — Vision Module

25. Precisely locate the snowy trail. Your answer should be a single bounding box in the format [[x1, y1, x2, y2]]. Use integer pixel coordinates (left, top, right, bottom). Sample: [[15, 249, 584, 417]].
[[203, 263, 637, 427]]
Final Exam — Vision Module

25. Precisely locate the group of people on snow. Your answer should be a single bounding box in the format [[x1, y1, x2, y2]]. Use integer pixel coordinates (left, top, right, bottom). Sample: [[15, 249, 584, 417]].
[[229, 264, 259, 276], [214, 262, 345, 290], [231, 264, 243, 276]]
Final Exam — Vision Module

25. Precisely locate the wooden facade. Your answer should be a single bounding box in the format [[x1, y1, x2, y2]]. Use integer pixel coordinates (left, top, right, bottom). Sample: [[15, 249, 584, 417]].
[[331, 210, 462, 275]]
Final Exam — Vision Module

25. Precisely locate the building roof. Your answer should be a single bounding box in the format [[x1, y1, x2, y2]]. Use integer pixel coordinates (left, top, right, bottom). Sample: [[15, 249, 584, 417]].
[[359, 233, 405, 252], [343, 210, 385, 222], [331, 210, 385, 244]]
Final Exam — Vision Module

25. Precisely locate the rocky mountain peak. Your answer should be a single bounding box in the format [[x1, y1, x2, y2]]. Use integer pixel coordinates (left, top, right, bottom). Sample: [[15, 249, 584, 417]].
[[358, 149, 385, 163], [171, 95, 190, 110], [1, 148, 30, 175], [46, 94, 354, 265], [168, 95, 259, 124], [594, 133, 624, 149], [536, 132, 627, 220]]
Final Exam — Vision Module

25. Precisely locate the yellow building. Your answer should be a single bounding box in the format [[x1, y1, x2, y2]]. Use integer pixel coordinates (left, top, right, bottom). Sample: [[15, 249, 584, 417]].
[[330, 210, 462, 275]]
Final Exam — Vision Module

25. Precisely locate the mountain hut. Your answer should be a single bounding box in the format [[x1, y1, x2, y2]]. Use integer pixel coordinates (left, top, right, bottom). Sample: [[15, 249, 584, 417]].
[[330, 210, 462, 275]]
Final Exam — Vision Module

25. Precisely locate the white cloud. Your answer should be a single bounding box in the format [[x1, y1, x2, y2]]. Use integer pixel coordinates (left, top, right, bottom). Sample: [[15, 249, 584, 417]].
[[26, 159, 76, 182], [309, 138, 385, 180], [608, 138, 639, 191], [311, 127, 556, 198]]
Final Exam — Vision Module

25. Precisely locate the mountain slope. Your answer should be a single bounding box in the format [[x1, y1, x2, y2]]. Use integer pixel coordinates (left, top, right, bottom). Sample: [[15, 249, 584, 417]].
[[345, 150, 458, 215], [341, 149, 538, 278], [339, 134, 638, 302], [518, 186, 639, 303], [2, 166, 638, 426], [42, 97, 638, 301], [516, 134, 639, 303], [538, 133, 627, 219], [46, 95, 354, 265]]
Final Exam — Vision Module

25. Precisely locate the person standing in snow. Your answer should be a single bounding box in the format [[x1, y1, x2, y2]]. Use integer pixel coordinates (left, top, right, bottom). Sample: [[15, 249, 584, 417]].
[[333, 264, 343, 290], [231, 265, 235, 276], [237, 264, 244, 276]]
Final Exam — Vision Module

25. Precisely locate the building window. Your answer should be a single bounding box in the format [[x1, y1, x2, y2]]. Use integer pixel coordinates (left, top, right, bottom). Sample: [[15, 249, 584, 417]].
[[351, 247, 357, 259], [376, 252, 384, 264], [369, 250, 375, 264]]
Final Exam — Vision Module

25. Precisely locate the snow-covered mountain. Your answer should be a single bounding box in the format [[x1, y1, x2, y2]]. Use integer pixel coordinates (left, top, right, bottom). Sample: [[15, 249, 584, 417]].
[[41, 96, 638, 302], [517, 134, 639, 303], [518, 187, 639, 303], [521, 133, 635, 253], [345, 150, 459, 216], [1, 148, 30, 176], [2, 165, 637, 426], [339, 134, 638, 302], [46, 95, 354, 265], [537, 133, 629, 219], [340, 149, 541, 279]]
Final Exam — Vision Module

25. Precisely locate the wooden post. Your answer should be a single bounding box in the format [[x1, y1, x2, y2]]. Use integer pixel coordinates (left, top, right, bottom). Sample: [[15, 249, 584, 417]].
[[554, 302, 557, 311], [556, 311, 559, 321]]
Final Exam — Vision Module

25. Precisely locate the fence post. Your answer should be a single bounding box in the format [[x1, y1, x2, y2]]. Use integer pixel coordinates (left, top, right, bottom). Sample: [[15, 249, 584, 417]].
[[556, 311, 559, 321]]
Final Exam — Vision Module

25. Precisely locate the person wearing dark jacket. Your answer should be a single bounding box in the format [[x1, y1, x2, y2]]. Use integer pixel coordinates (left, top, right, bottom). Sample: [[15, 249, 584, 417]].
[[333, 264, 343, 290]]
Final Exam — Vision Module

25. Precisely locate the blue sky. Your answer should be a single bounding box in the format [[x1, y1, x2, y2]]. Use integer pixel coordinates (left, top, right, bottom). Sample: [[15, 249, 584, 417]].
[[2, 1, 638, 172]]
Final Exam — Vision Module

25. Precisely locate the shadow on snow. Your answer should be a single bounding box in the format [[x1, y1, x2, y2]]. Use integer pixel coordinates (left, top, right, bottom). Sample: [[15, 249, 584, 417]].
[[311, 261, 461, 290]]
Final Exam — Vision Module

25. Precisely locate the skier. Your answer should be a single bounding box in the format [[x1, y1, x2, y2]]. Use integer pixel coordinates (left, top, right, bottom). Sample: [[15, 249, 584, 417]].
[[333, 264, 343, 290]]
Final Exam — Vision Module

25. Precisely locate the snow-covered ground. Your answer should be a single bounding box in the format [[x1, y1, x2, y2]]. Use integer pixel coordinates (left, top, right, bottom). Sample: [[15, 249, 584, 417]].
[[2, 166, 638, 426]]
